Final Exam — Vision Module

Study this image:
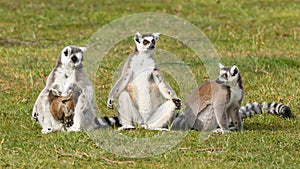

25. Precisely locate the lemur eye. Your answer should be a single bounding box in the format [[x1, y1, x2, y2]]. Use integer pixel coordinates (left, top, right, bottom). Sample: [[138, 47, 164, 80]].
[[222, 74, 228, 79], [143, 40, 150, 45], [151, 39, 155, 44]]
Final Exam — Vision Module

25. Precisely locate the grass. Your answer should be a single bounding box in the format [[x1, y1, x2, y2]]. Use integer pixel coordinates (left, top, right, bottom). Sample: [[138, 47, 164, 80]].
[[0, 0, 299, 168]]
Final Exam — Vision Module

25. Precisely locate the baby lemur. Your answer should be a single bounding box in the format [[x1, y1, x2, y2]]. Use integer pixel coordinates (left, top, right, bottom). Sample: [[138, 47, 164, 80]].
[[172, 63, 243, 133], [49, 88, 74, 127], [107, 32, 181, 130]]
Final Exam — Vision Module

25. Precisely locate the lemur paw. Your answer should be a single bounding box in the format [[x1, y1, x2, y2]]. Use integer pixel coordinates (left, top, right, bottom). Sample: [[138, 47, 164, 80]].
[[172, 98, 182, 110], [67, 126, 81, 132], [213, 128, 230, 133], [118, 125, 135, 131], [141, 124, 148, 129], [64, 119, 74, 127], [229, 126, 243, 132], [41, 127, 54, 134], [152, 128, 169, 131], [107, 99, 114, 109], [32, 112, 38, 121], [142, 125, 169, 131]]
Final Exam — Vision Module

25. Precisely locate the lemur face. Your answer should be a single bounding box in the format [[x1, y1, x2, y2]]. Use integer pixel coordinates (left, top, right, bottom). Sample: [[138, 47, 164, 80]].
[[134, 32, 160, 52], [218, 63, 240, 86], [60, 46, 87, 68]]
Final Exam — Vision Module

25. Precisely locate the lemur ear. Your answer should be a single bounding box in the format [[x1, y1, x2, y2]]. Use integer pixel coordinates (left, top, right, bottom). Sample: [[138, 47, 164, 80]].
[[218, 63, 224, 69], [79, 47, 87, 53], [62, 46, 71, 57], [152, 32, 160, 40], [134, 32, 142, 43], [231, 66, 239, 76]]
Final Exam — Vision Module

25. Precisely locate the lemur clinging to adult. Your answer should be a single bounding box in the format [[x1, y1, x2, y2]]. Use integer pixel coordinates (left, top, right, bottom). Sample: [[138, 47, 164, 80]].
[[32, 46, 101, 133], [48, 86, 75, 128], [107, 32, 181, 131], [171, 64, 293, 132]]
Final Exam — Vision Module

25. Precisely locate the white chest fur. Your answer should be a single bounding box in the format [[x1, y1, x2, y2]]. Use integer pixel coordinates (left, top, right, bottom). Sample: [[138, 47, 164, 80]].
[[130, 53, 155, 77], [53, 66, 76, 95], [227, 86, 243, 106], [129, 53, 156, 110]]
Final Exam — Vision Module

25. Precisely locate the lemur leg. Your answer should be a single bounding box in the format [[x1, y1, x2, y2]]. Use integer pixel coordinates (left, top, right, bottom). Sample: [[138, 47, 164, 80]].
[[36, 95, 63, 134], [68, 93, 86, 132], [197, 106, 217, 131], [144, 100, 176, 130], [228, 106, 243, 131], [38, 96, 54, 133], [213, 103, 230, 133], [117, 91, 141, 130], [67, 84, 99, 132]]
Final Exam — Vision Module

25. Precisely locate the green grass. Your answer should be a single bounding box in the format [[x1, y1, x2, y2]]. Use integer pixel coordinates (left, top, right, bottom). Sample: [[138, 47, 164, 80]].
[[0, 0, 299, 168]]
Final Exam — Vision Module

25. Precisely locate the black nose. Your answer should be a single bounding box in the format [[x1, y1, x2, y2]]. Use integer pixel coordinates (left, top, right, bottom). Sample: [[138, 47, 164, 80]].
[[149, 44, 155, 50], [71, 56, 78, 63]]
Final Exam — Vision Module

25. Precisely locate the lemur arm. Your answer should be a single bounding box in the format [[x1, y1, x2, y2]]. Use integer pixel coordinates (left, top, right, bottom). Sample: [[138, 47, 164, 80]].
[[108, 72, 132, 98], [152, 68, 176, 99], [152, 67, 181, 109], [107, 58, 133, 108]]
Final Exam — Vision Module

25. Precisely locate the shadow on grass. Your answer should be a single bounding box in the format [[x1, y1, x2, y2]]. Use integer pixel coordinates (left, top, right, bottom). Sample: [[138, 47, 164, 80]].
[[244, 122, 287, 131]]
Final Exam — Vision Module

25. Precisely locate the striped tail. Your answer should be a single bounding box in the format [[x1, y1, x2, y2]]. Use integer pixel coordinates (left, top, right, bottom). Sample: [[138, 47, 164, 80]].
[[239, 102, 293, 119], [97, 116, 121, 128], [239, 102, 262, 119], [262, 102, 293, 119]]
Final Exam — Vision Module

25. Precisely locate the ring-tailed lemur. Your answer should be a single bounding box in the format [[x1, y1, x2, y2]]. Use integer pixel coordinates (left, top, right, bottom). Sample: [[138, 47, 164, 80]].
[[107, 32, 181, 131], [172, 63, 243, 133], [239, 102, 293, 119], [102, 96, 293, 130], [171, 64, 293, 132], [32, 46, 101, 133], [49, 86, 75, 128]]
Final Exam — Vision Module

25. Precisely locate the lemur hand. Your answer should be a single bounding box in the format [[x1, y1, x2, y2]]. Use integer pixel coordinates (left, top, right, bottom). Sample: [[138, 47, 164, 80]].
[[172, 98, 182, 110], [107, 99, 114, 109]]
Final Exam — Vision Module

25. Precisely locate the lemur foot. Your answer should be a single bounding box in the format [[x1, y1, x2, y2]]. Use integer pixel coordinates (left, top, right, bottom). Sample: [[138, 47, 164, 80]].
[[213, 128, 231, 133], [67, 126, 81, 132], [141, 125, 169, 131], [229, 126, 243, 132], [107, 99, 114, 109], [41, 127, 54, 134], [118, 125, 135, 131], [64, 119, 74, 127], [32, 113, 38, 121]]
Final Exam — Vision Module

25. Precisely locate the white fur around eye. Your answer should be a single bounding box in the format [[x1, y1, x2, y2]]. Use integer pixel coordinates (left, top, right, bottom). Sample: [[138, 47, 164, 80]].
[[135, 36, 156, 52], [144, 36, 154, 43], [220, 70, 226, 76]]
